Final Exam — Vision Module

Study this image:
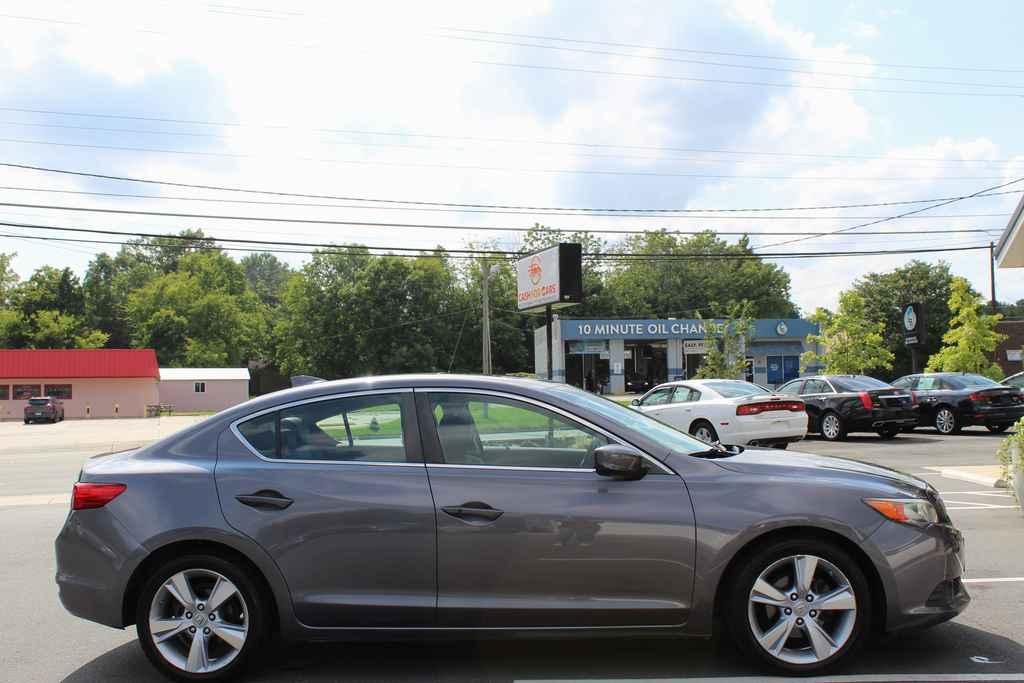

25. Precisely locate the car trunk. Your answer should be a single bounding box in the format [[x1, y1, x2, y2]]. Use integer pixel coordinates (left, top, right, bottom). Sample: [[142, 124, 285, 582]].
[[971, 388, 1023, 407]]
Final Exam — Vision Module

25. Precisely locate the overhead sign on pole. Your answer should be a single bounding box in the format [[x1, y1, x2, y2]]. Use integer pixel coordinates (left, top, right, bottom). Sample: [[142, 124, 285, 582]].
[[902, 302, 927, 347], [515, 243, 583, 312]]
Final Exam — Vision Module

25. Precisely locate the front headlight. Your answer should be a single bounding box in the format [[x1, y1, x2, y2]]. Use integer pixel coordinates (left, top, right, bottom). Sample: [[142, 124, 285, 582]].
[[864, 498, 938, 526]]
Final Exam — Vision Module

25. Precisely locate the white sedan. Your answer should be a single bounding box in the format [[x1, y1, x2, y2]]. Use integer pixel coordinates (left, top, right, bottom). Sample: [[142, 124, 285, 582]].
[[631, 379, 807, 448]]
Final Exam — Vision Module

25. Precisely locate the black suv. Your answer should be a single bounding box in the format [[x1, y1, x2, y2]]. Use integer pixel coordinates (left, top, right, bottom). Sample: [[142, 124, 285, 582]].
[[24, 396, 65, 424], [777, 374, 917, 440], [892, 372, 1024, 434]]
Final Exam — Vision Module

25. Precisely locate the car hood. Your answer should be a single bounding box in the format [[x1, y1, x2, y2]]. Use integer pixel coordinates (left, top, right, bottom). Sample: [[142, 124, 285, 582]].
[[712, 447, 929, 495]]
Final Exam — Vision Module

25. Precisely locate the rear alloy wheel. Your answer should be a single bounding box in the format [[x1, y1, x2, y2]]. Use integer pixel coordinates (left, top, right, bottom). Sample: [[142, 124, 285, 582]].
[[934, 407, 960, 435], [690, 421, 719, 444], [137, 555, 268, 681], [819, 413, 845, 441], [729, 539, 870, 674], [986, 424, 1010, 434]]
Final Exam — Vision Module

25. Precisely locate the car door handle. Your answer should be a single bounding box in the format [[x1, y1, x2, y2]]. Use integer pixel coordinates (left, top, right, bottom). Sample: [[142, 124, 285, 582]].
[[441, 502, 503, 522], [236, 490, 294, 510]]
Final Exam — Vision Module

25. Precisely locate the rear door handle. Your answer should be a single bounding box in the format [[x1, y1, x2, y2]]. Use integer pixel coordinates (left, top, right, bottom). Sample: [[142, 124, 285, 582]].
[[442, 502, 503, 522], [236, 490, 293, 510]]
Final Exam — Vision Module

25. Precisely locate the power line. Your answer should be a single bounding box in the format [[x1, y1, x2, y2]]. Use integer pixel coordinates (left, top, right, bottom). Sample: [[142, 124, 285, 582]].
[[441, 33, 1024, 90], [3, 162, 1021, 213], [442, 27, 1024, 75], [755, 175, 1024, 250], [0, 184, 1011, 221], [0, 200, 1006, 238], [475, 60, 1024, 98], [2, 137, 1009, 181], [1, 107, 1020, 164], [0, 220, 991, 261], [8, 118, 1018, 170]]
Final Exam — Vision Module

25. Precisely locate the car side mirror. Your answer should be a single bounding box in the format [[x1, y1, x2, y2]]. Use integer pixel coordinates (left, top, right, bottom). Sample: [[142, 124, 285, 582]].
[[594, 444, 647, 480], [630, 398, 641, 406]]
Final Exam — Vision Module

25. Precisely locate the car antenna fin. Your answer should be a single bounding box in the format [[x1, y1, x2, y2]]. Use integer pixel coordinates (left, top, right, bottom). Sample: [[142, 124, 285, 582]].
[[290, 375, 326, 387]]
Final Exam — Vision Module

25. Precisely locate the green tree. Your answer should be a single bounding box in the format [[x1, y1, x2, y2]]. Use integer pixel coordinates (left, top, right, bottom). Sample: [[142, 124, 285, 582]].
[[851, 260, 959, 378], [801, 291, 894, 374], [127, 251, 268, 366], [10, 266, 84, 318], [28, 310, 109, 349], [603, 231, 798, 319], [241, 253, 292, 306], [926, 277, 1007, 379], [0, 309, 29, 347], [0, 252, 18, 306], [694, 300, 755, 379]]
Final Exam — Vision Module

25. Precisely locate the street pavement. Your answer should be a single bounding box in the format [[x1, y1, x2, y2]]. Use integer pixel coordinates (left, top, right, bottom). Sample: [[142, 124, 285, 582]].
[[1, 421, 1021, 682]]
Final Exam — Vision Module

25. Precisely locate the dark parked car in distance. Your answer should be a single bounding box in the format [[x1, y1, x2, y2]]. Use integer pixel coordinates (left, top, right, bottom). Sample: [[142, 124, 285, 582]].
[[1002, 371, 1024, 390], [24, 396, 64, 424], [777, 375, 917, 440], [892, 372, 1024, 434]]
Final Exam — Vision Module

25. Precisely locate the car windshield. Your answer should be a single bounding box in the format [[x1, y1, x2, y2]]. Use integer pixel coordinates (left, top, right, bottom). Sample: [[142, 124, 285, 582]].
[[541, 383, 708, 455], [947, 374, 1001, 389], [830, 376, 891, 391], [701, 380, 770, 398], [28, 398, 50, 406]]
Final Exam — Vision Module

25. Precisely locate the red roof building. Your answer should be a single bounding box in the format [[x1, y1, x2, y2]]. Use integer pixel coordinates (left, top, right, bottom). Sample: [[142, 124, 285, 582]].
[[0, 349, 160, 420]]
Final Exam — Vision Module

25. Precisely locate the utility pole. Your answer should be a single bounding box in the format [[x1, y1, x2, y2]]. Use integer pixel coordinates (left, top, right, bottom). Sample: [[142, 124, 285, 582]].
[[481, 261, 498, 375], [989, 241, 998, 314]]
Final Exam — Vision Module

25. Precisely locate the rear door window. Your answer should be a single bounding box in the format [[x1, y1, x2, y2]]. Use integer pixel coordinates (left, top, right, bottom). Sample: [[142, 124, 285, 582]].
[[777, 380, 804, 395]]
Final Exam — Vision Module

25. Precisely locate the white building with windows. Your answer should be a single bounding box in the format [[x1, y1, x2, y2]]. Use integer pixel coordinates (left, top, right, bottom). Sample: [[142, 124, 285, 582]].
[[158, 368, 251, 413]]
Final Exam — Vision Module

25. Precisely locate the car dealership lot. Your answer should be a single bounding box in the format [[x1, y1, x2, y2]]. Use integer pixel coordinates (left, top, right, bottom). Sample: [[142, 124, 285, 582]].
[[0, 421, 1020, 682]]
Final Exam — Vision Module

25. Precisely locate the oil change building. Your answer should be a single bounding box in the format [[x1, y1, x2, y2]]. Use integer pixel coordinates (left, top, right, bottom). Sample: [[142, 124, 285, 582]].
[[534, 317, 820, 393]]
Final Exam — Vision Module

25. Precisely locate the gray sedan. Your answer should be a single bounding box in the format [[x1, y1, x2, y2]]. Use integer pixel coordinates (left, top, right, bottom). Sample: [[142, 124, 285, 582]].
[[55, 374, 968, 680]]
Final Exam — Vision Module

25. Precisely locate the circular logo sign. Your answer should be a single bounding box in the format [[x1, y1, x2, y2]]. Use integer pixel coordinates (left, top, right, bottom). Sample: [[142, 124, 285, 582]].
[[776, 320, 788, 336], [903, 305, 917, 332], [528, 256, 543, 285]]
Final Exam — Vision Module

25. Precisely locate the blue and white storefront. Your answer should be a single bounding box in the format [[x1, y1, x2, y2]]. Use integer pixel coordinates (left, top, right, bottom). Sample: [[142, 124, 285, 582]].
[[534, 317, 821, 393]]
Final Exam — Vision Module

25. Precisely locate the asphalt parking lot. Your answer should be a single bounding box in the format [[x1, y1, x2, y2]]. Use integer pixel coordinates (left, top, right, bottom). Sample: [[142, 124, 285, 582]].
[[0, 419, 1020, 682]]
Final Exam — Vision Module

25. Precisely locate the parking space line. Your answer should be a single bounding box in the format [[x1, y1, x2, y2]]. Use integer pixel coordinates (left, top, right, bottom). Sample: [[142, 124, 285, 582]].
[[525, 675, 1024, 682], [964, 577, 1024, 583]]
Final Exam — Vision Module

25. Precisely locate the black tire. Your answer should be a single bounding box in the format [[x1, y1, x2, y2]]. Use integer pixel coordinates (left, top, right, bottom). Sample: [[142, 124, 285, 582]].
[[818, 411, 846, 441], [136, 554, 270, 682], [875, 427, 899, 439], [689, 420, 719, 444], [986, 424, 1010, 433], [934, 406, 961, 435], [23, 419, 29, 425], [726, 537, 872, 675]]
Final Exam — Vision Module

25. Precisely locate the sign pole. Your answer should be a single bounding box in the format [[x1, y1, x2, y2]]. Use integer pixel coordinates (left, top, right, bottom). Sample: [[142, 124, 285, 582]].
[[546, 304, 553, 381]]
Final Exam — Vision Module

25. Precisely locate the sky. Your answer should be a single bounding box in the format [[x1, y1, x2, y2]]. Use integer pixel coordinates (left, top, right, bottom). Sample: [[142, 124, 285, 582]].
[[0, 0, 1022, 314]]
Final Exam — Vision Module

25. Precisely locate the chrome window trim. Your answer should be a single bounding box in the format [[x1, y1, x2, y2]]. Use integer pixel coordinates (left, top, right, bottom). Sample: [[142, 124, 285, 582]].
[[416, 387, 676, 475], [229, 388, 422, 467]]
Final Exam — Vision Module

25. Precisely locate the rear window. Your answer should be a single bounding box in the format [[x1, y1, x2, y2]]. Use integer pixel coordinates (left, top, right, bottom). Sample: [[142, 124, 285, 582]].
[[947, 374, 1001, 389], [702, 381, 769, 398], [830, 376, 891, 392], [28, 398, 51, 406]]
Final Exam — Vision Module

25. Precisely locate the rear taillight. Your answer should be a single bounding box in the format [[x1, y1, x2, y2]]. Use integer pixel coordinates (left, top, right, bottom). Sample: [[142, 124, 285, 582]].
[[72, 483, 126, 510], [858, 391, 874, 410], [968, 392, 988, 403], [737, 401, 805, 415]]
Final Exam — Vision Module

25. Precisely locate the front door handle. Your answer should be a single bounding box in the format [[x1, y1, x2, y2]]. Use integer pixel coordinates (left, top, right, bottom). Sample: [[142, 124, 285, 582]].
[[236, 490, 293, 510], [442, 501, 503, 522]]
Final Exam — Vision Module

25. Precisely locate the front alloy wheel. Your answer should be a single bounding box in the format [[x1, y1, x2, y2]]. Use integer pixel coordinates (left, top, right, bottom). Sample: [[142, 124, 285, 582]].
[[729, 540, 870, 674], [820, 413, 844, 441], [934, 407, 958, 435]]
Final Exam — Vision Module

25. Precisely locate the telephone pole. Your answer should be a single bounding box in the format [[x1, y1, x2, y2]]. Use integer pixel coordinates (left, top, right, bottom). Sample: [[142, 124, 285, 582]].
[[481, 261, 499, 375]]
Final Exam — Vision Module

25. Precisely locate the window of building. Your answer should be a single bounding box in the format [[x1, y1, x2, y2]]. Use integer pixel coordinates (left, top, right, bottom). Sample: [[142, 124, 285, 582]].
[[194, 382, 206, 393], [428, 393, 609, 469], [44, 384, 72, 400], [0, 385, 8, 400], [236, 393, 410, 464], [13, 384, 41, 400]]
